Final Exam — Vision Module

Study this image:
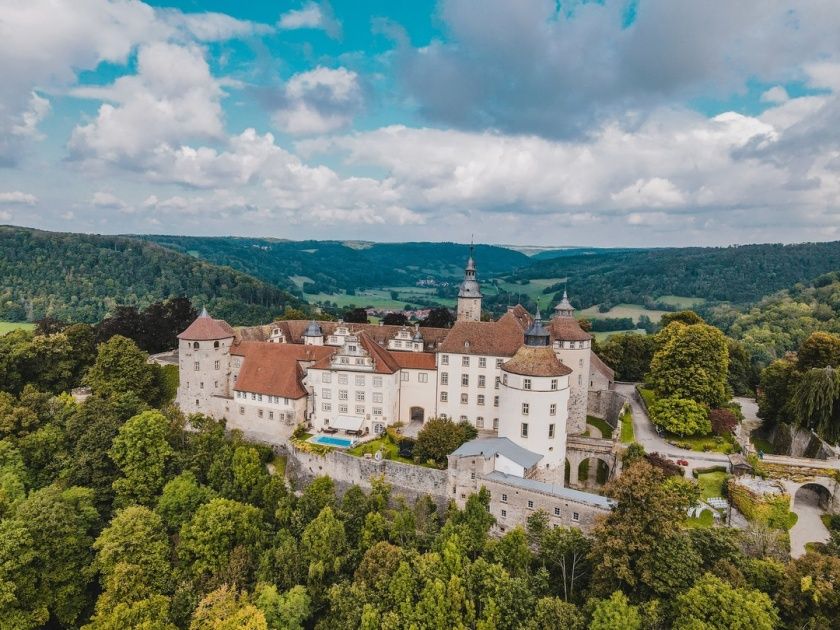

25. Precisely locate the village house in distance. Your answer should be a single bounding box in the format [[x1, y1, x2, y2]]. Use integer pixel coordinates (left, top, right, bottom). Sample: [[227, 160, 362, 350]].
[[176, 247, 618, 530]]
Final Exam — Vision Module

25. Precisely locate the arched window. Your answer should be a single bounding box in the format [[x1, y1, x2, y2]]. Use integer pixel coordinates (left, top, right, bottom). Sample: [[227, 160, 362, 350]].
[[193, 342, 199, 349], [213, 341, 220, 348]]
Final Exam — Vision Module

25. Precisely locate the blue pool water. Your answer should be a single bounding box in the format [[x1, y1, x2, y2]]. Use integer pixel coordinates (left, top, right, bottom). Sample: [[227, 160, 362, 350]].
[[310, 435, 354, 448]]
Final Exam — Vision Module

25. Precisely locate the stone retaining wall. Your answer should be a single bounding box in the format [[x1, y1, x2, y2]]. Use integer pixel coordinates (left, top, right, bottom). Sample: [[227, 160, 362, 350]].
[[587, 389, 627, 428]]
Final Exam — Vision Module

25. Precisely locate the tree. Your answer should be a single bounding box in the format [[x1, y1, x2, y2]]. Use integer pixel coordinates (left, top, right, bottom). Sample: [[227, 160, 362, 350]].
[[674, 573, 778, 630], [776, 551, 840, 628], [83, 594, 178, 630], [523, 597, 583, 630], [649, 398, 711, 437], [343, 308, 369, 323], [420, 307, 455, 328], [190, 586, 267, 630], [157, 471, 214, 532], [254, 584, 311, 630], [300, 507, 348, 587], [791, 366, 840, 442], [588, 591, 641, 630], [797, 331, 840, 371], [709, 408, 738, 436], [178, 498, 264, 588], [413, 417, 477, 467], [727, 338, 756, 396], [661, 311, 704, 327], [757, 357, 799, 422], [649, 322, 730, 407], [382, 312, 408, 326], [84, 335, 162, 405], [534, 524, 591, 602], [597, 334, 656, 382], [110, 410, 174, 507]]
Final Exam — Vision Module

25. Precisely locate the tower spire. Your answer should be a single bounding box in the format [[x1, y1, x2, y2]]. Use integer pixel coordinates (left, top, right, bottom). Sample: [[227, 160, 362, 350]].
[[457, 240, 482, 322]]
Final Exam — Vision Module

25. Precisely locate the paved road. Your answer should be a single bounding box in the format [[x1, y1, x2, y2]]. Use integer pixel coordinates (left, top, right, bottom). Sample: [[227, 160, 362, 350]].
[[790, 487, 831, 557], [613, 383, 729, 470]]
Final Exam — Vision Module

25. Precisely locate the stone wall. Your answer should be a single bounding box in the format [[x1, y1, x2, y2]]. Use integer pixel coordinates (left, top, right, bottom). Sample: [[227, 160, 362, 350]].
[[770, 423, 836, 460], [285, 446, 450, 508], [587, 389, 627, 429]]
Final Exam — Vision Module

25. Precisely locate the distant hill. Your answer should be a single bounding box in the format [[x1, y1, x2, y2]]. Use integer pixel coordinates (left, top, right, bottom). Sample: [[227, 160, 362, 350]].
[[0, 227, 303, 324], [513, 241, 840, 309], [141, 236, 532, 294]]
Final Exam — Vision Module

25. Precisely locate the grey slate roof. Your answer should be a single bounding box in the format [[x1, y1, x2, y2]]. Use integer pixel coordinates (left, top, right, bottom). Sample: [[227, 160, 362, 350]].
[[451, 437, 543, 470], [485, 471, 617, 509]]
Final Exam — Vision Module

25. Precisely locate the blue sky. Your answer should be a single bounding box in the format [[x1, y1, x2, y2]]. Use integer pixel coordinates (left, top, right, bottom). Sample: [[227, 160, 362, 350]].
[[2, 1, 840, 247]]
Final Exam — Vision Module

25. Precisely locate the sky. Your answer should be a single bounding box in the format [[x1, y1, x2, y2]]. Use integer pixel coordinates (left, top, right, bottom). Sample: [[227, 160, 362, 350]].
[[2, 0, 840, 247]]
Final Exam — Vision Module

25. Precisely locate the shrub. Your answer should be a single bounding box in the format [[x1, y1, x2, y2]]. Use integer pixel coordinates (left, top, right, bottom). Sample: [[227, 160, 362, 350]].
[[645, 452, 683, 477], [649, 398, 711, 437], [709, 408, 738, 436], [414, 417, 476, 468]]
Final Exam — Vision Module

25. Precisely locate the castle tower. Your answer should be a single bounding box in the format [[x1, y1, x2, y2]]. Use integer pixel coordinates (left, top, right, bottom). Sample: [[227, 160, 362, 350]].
[[497, 308, 571, 470], [550, 289, 591, 435], [303, 320, 324, 346], [176, 307, 235, 414], [457, 244, 482, 322]]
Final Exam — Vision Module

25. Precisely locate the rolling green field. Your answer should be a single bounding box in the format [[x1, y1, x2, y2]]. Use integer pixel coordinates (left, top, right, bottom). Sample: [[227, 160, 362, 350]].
[[0, 321, 35, 335], [494, 277, 566, 304], [657, 295, 707, 308], [309, 286, 456, 310], [578, 303, 669, 322], [591, 328, 647, 342]]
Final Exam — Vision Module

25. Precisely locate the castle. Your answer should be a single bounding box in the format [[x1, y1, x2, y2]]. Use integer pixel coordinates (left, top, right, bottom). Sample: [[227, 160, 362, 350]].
[[176, 247, 617, 529]]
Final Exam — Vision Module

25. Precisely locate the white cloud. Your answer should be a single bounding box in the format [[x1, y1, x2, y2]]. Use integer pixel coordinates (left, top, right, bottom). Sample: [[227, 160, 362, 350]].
[[612, 178, 685, 208], [0, 211, 12, 221], [69, 43, 224, 164], [91, 191, 128, 210], [761, 86, 789, 104], [0, 191, 38, 205], [272, 67, 363, 135], [278, 2, 341, 39]]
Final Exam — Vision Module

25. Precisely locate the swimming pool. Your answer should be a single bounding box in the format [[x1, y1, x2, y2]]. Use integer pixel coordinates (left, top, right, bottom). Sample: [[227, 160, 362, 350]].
[[309, 434, 354, 448]]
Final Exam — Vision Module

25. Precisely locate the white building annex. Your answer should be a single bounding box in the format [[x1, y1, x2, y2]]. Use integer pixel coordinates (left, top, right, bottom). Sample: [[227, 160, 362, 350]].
[[176, 247, 617, 528]]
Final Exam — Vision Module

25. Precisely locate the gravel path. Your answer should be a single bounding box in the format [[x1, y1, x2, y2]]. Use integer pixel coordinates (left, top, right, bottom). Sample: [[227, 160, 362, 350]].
[[790, 488, 831, 557]]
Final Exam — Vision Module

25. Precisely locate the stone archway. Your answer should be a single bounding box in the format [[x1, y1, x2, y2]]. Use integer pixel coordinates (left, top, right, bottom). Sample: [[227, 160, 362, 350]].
[[574, 456, 611, 489], [790, 481, 835, 557], [410, 406, 425, 423], [794, 482, 833, 511]]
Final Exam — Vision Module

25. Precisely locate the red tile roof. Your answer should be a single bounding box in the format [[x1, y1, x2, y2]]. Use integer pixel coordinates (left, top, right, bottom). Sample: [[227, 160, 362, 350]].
[[231, 342, 333, 399], [392, 352, 437, 370], [178, 314, 235, 341], [549, 317, 593, 342], [438, 314, 527, 357], [502, 346, 573, 377], [590, 351, 615, 380]]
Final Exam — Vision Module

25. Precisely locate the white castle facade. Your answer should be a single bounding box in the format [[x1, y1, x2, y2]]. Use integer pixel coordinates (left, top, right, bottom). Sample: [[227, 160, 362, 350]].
[[176, 248, 616, 527]]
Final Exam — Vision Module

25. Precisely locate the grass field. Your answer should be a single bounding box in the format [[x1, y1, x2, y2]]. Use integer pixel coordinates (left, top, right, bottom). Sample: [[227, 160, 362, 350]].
[[494, 277, 567, 304], [657, 295, 706, 308], [0, 321, 36, 335], [620, 407, 635, 443], [586, 415, 614, 439], [308, 286, 456, 310], [685, 510, 715, 528], [696, 471, 729, 500], [348, 437, 414, 465], [578, 303, 669, 322], [592, 329, 647, 342]]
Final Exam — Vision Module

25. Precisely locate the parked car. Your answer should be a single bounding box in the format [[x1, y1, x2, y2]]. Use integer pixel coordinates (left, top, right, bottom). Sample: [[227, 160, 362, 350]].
[[676, 459, 689, 467]]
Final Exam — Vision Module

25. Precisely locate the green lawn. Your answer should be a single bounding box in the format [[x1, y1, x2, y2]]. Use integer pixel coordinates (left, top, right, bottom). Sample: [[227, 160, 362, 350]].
[[348, 437, 414, 465], [271, 454, 287, 478], [667, 433, 738, 454], [750, 432, 775, 455], [696, 471, 729, 500], [685, 510, 715, 528], [586, 415, 614, 439], [0, 321, 35, 335], [578, 303, 669, 323], [657, 295, 706, 309], [620, 408, 635, 443]]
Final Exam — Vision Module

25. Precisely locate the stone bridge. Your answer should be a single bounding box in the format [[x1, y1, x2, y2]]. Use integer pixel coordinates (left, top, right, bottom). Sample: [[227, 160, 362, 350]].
[[566, 435, 621, 487], [759, 454, 840, 512]]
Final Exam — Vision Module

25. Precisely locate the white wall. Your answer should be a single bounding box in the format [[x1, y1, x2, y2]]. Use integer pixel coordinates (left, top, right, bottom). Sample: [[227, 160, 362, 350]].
[[396, 368, 438, 424], [436, 351, 507, 431], [307, 367, 400, 436]]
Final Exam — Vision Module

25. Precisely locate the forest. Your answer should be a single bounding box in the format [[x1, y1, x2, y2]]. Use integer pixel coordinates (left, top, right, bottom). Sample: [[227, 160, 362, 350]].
[[0, 227, 303, 325], [0, 323, 838, 630]]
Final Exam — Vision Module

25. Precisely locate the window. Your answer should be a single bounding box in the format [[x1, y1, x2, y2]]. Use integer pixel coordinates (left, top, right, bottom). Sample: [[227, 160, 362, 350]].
[[394, 340, 402, 348], [214, 360, 220, 370], [527, 500, 534, 509], [460, 415, 467, 421], [440, 391, 448, 402], [441, 372, 449, 385], [322, 389, 331, 399], [496, 358, 503, 368], [579, 358, 583, 367], [348, 345, 357, 352], [460, 393, 468, 404], [418, 373, 428, 383], [494, 396, 499, 407], [257, 394, 263, 402], [194, 361, 200, 371], [373, 392, 383, 403], [258, 409, 264, 418], [339, 390, 348, 400], [478, 375, 486, 388], [495, 377, 500, 389], [462, 356, 470, 367], [501, 509, 507, 518], [355, 375, 365, 386], [522, 403, 529, 415], [578, 375, 582, 386], [339, 404, 348, 413], [401, 372, 409, 382], [355, 405, 365, 415], [251, 393, 256, 400], [479, 357, 487, 368], [523, 378, 532, 390], [477, 395, 485, 406], [550, 403, 557, 416], [503, 374, 508, 385], [441, 354, 449, 365], [550, 379, 558, 390], [521, 422, 529, 437], [470, 472, 476, 480], [476, 416, 484, 428], [269, 411, 274, 420], [501, 493, 508, 503], [338, 374, 348, 385], [239, 406, 244, 415], [373, 376, 382, 387], [355, 391, 365, 402], [461, 374, 469, 387], [549, 424, 555, 438], [373, 407, 382, 416], [493, 418, 499, 430], [322, 402, 331, 411], [573, 512, 579, 522], [554, 507, 561, 516], [199, 382, 204, 389], [322, 373, 332, 383]]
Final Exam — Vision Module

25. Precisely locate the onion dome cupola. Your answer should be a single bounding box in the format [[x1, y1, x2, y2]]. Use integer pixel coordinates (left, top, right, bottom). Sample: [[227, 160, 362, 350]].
[[524, 307, 550, 347], [553, 288, 575, 318], [304, 320, 322, 338], [458, 245, 483, 299]]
